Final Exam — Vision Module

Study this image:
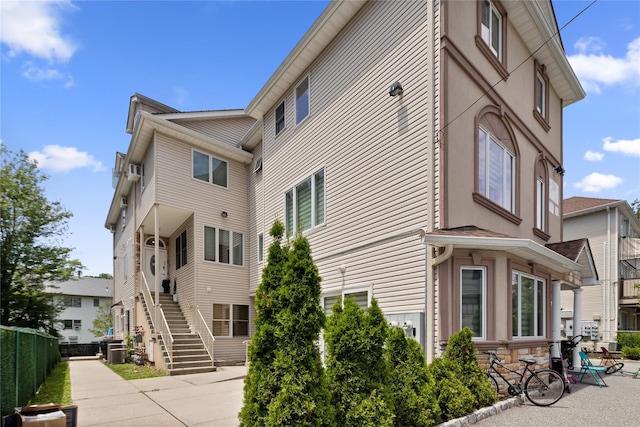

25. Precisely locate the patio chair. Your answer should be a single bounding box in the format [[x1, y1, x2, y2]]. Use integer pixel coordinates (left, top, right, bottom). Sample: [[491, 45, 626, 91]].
[[599, 347, 618, 366], [578, 351, 607, 387]]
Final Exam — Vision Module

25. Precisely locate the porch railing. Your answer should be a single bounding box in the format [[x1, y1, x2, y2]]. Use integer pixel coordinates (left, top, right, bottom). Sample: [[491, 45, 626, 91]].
[[192, 305, 215, 366], [621, 278, 640, 300], [140, 272, 174, 369]]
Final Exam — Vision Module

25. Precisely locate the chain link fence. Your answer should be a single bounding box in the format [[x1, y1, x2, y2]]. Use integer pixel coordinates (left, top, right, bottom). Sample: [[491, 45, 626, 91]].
[[1, 326, 60, 417]]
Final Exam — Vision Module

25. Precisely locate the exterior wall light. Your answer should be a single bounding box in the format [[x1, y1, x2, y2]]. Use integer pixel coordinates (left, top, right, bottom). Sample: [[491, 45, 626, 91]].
[[221, 211, 228, 218], [389, 81, 403, 96]]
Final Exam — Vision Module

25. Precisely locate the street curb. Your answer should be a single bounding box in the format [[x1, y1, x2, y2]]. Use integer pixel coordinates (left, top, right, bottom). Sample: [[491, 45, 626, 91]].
[[436, 396, 524, 427]]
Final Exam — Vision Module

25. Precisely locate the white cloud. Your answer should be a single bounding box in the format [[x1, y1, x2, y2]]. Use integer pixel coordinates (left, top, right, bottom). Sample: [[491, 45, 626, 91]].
[[573, 172, 623, 193], [0, 0, 78, 62], [603, 137, 640, 157], [568, 37, 640, 94], [21, 62, 75, 87], [584, 150, 604, 162], [28, 145, 104, 173]]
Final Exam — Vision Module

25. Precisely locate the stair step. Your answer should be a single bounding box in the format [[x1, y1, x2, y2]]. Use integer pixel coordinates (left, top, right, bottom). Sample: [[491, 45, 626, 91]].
[[168, 360, 215, 369], [168, 366, 217, 376]]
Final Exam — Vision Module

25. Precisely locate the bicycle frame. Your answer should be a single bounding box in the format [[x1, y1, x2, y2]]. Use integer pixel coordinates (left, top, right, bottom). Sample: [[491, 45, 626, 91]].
[[486, 355, 530, 395]]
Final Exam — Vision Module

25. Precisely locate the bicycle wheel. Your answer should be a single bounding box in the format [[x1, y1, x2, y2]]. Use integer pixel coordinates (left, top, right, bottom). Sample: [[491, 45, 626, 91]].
[[605, 362, 624, 374], [487, 374, 499, 395], [524, 369, 565, 406]]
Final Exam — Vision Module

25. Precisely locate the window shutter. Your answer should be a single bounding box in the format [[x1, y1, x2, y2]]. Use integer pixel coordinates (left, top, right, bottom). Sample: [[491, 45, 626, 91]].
[[315, 169, 325, 225], [204, 226, 216, 261]]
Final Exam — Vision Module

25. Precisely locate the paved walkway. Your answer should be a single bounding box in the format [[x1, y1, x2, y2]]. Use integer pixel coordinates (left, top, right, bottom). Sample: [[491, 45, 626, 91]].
[[70, 357, 640, 427], [69, 359, 246, 426]]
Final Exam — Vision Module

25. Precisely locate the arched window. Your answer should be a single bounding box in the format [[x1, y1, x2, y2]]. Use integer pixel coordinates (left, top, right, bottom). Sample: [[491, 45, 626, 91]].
[[474, 107, 520, 223], [144, 237, 165, 248]]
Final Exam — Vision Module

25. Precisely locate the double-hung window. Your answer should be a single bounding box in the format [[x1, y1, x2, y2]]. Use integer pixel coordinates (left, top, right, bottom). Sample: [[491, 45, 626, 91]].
[[212, 303, 249, 337], [323, 290, 370, 316], [204, 226, 243, 266], [533, 61, 550, 130], [193, 150, 228, 188], [478, 127, 514, 212], [481, 0, 502, 59], [295, 76, 309, 125], [176, 230, 188, 269], [512, 272, 545, 338], [285, 168, 325, 235], [64, 297, 82, 308], [275, 101, 285, 135], [461, 267, 486, 340], [535, 73, 546, 116]]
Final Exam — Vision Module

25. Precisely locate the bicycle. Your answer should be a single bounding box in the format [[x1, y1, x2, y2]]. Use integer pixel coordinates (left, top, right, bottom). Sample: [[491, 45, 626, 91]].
[[549, 342, 577, 392], [561, 335, 583, 370], [485, 350, 565, 406]]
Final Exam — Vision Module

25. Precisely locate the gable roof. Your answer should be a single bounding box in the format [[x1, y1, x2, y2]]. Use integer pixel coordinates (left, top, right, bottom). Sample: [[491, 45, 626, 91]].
[[546, 238, 599, 285], [46, 277, 113, 298], [563, 196, 622, 215]]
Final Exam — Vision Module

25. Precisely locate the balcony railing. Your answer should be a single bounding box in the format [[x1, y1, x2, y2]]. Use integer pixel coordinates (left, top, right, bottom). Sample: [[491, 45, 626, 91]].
[[620, 278, 640, 304]]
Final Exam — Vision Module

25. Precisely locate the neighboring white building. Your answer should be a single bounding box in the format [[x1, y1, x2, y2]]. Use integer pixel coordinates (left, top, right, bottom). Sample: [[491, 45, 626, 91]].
[[561, 197, 640, 343], [47, 276, 113, 344]]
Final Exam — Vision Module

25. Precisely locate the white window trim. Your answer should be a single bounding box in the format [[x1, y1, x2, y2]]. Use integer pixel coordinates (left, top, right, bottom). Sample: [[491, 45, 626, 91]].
[[536, 177, 545, 230], [460, 266, 486, 341], [191, 149, 229, 189], [535, 72, 546, 117], [481, 0, 502, 60], [203, 225, 244, 266], [479, 126, 515, 213], [285, 168, 326, 235], [140, 160, 146, 192], [512, 271, 546, 339], [257, 233, 264, 263], [295, 75, 310, 126], [212, 303, 250, 338], [322, 285, 372, 312]]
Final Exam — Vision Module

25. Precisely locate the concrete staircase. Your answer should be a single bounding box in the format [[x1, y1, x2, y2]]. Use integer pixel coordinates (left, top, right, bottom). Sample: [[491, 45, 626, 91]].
[[142, 293, 216, 376]]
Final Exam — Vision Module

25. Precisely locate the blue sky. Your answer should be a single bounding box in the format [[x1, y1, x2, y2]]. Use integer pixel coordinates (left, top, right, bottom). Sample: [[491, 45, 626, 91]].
[[1, 0, 639, 276]]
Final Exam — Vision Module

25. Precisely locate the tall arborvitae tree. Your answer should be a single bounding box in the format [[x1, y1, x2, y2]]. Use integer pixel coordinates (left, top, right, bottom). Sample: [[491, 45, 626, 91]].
[[239, 220, 288, 426], [386, 327, 441, 427], [266, 232, 333, 427], [442, 327, 497, 409], [1, 147, 82, 335], [325, 297, 393, 427]]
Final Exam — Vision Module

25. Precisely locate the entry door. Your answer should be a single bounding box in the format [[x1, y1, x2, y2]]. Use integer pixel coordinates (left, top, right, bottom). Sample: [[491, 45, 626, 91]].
[[144, 248, 167, 292]]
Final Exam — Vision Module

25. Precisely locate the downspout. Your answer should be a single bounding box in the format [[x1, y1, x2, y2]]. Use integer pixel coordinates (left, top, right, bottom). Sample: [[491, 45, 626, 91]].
[[614, 207, 619, 340], [606, 206, 611, 341]]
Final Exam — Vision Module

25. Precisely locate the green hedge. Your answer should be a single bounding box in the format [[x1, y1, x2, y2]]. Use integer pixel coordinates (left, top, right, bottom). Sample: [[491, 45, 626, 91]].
[[1, 326, 60, 416], [616, 331, 640, 349]]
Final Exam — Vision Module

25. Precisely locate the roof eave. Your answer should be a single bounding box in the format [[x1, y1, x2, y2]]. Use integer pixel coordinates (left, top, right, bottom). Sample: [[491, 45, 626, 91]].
[[421, 234, 581, 273], [245, 0, 367, 119]]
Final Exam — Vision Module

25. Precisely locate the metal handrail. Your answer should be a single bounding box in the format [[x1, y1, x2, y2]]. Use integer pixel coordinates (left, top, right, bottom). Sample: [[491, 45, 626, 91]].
[[158, 307, 174, 369], [193, 305, 215, 366], [140, 271, 173, 369]]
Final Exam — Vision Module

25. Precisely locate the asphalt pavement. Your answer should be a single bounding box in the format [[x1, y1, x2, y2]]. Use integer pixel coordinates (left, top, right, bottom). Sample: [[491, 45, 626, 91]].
[[69, 357, 640, 427]]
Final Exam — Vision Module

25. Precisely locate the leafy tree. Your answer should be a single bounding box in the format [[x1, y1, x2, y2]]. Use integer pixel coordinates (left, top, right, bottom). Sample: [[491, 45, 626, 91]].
[[88, 300, 113, 338], [240, 220, 288, 426], [442, 327, 497, 409], [325, 297, 393, 427], [386, 327, 440, 426], [266, 232, 333, 427], [0, 147, 82, 335], [631, 199, 640, 220]]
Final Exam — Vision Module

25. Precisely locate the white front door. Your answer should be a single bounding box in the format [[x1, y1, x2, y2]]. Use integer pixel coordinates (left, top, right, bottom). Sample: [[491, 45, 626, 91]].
[[144, 247, 167, 292]]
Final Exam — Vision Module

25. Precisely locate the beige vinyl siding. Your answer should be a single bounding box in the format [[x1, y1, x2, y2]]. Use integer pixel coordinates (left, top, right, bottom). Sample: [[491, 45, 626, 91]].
[[176, 117, 256, 148], [255, 1, 433, 313], [154, 132, 250, 360], [137, 138, 156, 230], [249, 143, 265, 294]]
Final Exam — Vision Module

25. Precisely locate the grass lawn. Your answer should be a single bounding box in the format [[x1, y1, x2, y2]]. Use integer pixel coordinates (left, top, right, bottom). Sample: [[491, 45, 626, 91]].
[[28, 361, 72, 406], [104, 361, 166, 380]]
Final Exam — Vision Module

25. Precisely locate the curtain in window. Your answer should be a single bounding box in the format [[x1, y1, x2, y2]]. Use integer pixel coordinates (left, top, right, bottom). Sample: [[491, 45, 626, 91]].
[[204, 226, 216, 261], [315, 169, 325, 225], [219, 229, 230, 264], [296, 178, 312, 231], [233, 232, 243, 266], [193, 151, 209, 182]]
